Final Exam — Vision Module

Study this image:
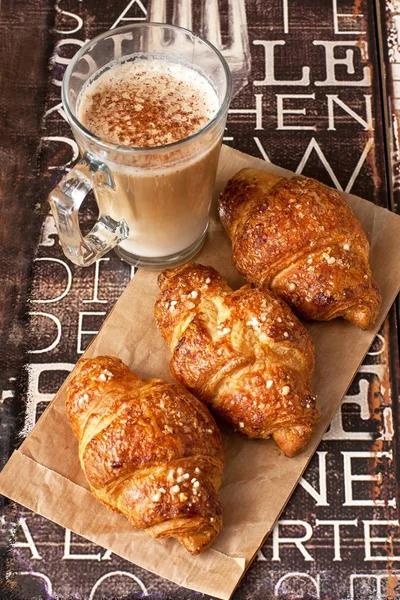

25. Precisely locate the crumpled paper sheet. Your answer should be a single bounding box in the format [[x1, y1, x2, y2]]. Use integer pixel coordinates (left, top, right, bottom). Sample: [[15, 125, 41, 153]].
[[1, 145, 400, 600]]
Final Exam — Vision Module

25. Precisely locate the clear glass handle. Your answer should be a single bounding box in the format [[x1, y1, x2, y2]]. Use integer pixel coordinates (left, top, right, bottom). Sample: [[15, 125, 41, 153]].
[[48, 153, 129, 266]]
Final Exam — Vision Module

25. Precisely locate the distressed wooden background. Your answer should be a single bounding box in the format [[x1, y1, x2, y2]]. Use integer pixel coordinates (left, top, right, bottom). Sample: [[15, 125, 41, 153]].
[[0, 1, 399, 599]]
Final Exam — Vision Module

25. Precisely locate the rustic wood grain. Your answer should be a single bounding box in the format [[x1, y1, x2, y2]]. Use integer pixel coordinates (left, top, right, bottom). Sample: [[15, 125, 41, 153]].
[[0, 0, 54, 456], [0, 2, 55, 597]]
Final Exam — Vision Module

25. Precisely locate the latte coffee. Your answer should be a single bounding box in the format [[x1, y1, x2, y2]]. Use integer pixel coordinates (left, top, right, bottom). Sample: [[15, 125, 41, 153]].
[[77, 57, 221, 261]]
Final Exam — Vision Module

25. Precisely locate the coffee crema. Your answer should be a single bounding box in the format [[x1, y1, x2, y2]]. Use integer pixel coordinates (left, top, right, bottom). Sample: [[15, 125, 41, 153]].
[[78, 58, 219, 147]]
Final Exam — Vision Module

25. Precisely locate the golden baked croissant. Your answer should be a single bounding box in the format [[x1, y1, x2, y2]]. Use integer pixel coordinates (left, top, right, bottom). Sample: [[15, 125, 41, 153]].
[[65, 355, 224, 554], [155, 263, 319, 457], [218, 168, 382, 330]]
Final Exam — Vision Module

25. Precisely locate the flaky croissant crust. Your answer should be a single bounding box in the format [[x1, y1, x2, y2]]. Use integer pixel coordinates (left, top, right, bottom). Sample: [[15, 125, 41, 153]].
[[155, 263, 319, 457], [219, 168, 382, 330], [65, 356, 224, 555]]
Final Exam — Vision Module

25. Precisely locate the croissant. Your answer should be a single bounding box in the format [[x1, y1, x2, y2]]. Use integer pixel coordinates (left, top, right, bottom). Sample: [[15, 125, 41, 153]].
[[218, 168, 382, 329], [65, 355, 224, 555], [155, 263, 319, 457]]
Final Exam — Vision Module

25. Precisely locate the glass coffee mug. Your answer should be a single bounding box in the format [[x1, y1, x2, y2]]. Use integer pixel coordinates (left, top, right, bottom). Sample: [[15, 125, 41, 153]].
[[49, 23, 232, 268]]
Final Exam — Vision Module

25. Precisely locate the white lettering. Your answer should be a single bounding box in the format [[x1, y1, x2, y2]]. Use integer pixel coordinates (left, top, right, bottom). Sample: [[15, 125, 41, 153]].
[[89, 572, 148, 600], [82, 258, 109, 304], [296, 137, 342, 189], [274, 573, 320, 597], [110, 0, 147, 29], [324, 378, 373, 440], [43, 101, 69, 123], [315, 519, 358, 561], [253, 137, 271, 162], [343, 451, 396, 507], [2, 389, 14, 402], [253, 41, 310, 86], [367, 333, 385, 357], [63, 529, 102, 560], [363, 520, 400, 561], [350, 573, 390, 599], [299, 451, 329, 505], [14, 518, 42, 559], [39, 214, 58, 247], [327, 94, 372, 130], [229, 94, 263, 130], [28, 312, 62, 354], [77, 311, 106, 354], [25, 362, 74, 434], [54, 8, 83, 35], [378, 407, 394, 442], [343, 136, 374, 192], [295, 136, 373, 193], [272, 520, 314, 561], [16, 573, 52, 595], [51, 39, 87, 86], [277, 93, 316, 130], [256, 549, 267, 561], [332, 0, 365, 35], [314, 41, 371, 86], [31, 258, 72, 304], [282, 0, 289, 34]]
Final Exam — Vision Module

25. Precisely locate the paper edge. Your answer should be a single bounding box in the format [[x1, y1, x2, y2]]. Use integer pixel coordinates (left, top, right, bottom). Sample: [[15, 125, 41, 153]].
[[0, 450, 245, 600]]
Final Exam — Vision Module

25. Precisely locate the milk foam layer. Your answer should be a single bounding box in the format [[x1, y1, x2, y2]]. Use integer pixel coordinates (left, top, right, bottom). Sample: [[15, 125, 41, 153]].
[[78, 58, 219, 147]]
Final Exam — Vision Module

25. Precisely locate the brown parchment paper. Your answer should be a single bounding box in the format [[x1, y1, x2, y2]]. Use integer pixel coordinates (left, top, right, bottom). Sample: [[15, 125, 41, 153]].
[[1, 145, 400, 600]]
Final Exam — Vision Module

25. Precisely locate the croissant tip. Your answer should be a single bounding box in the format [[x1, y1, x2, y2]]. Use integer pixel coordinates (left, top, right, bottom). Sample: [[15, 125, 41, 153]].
[[272, 425, 314, 458], [178, 522, 221, 554], [343, 302, 381, 330]]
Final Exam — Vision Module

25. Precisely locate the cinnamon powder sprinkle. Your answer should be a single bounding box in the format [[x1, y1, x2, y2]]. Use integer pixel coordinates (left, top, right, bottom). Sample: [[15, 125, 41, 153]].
[[78, 59, 219, 148]]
